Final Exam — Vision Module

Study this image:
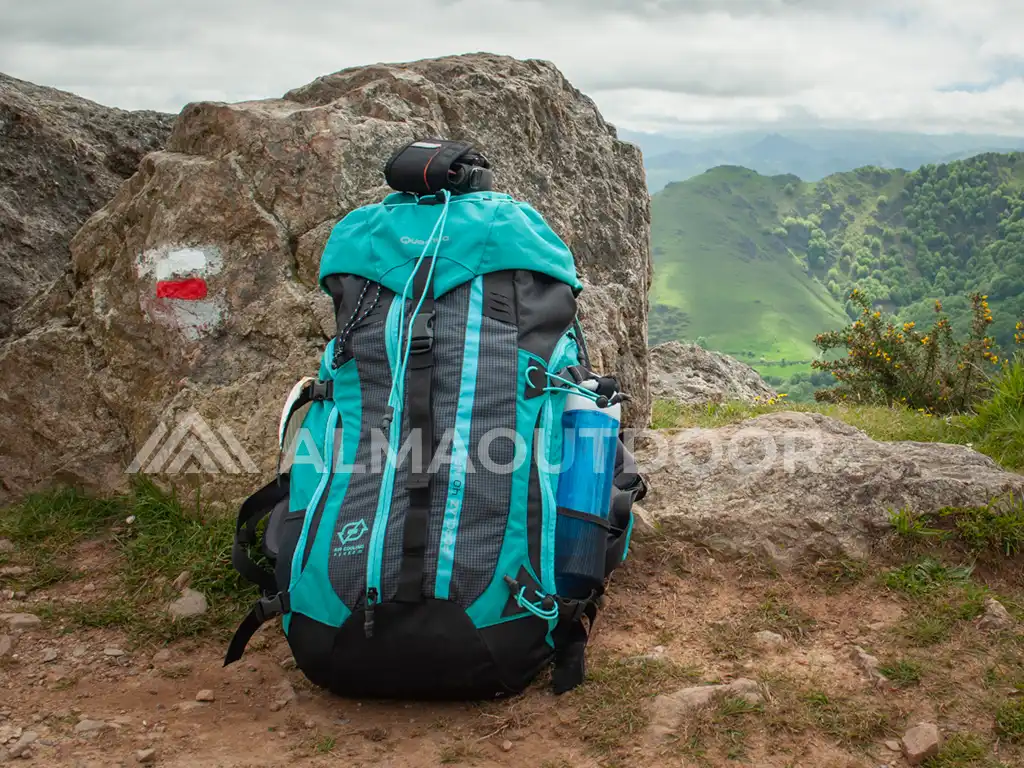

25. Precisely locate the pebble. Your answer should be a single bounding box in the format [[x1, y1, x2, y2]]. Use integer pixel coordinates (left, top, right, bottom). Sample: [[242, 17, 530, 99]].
[[850, 646, 892, 689], [136, 748, 157, 764], [902, 723, 941, 765], [753, 630, 787, 649], [0, 539, 14, 554], [195, 690, 215, 703], [501, 740, 513, 752], [979, 597, 1015, 631], [279, 656, 296, 671], [168, 590, 208, 620], [74, 719, 109, 734], [8, 730, 38, 759], [104, 647, 126, 658], [1, 613, 41, 630], [269, 681, 296, 712], [0, 635, 13, 658], [42, 648, 58, 663], [885, 740, 901, 752], [71, 645, 87, 659], [0, 566, 32, 577], [151, 649, 172, 664], [83, 583, 96, 593]]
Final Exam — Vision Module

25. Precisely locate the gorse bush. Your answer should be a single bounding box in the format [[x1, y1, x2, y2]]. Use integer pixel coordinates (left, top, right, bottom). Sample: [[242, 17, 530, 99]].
[[812, 289, 1000, 414]]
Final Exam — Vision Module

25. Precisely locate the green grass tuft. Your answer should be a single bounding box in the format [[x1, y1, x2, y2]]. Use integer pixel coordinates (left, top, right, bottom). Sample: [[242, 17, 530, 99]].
[[0, 477, 256, 643], [967, 355, 1024, 470], [883, 559, 974, 597], [879, 659, 923, 687], [995, 699, 1024, 743]]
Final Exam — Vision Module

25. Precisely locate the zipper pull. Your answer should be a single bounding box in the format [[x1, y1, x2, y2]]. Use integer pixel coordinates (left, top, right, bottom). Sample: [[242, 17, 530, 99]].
[[364, 588, 378, 638], [381, 406, 394, 431]]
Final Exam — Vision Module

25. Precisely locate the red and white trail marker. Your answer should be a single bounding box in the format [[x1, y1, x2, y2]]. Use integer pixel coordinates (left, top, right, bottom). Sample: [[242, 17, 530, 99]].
[[135, 246, 225, 341]]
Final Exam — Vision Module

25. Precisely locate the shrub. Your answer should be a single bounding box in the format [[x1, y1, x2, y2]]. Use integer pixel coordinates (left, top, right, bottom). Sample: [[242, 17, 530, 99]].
[[812, 289, 1000, 414]]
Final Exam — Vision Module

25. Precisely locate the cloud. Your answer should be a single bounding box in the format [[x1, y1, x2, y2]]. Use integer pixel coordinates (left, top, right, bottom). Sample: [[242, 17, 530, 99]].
[[1, 0, 1023, 136]]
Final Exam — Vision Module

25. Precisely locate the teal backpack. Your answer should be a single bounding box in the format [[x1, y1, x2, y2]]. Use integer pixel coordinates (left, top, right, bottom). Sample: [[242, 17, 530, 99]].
[[224, 146, 647, 699]]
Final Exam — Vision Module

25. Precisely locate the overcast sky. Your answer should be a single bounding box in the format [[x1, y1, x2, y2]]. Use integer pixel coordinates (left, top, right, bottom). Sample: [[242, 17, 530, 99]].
[[2, 0, 1023, 136]]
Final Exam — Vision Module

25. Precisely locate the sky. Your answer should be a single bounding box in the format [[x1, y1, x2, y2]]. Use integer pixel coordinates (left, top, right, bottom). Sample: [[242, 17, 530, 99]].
[[2, 0, 1024, 136]]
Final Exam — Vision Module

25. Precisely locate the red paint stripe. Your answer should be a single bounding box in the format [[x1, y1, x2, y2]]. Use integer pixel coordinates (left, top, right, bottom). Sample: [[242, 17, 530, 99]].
[[156, 278, 208, 300]]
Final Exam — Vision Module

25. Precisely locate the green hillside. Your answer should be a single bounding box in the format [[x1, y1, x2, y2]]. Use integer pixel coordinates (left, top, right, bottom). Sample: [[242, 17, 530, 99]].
[[651, 153, 1024, 392], [651, 166, 850, 376]]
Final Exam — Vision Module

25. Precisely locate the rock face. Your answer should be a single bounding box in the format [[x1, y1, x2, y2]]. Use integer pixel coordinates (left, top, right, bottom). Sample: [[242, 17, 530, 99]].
[[635, 411, 1024, 565], [0, 54, 651, 503], [649, 342, 776, 405], [0, 73, 174, 334]]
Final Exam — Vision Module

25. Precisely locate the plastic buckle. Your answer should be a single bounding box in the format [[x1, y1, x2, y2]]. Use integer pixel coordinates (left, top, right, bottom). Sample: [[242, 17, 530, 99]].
[[410, 312, 435, 354], [310, 380, 332, 401], [253, 593, 287, 623]]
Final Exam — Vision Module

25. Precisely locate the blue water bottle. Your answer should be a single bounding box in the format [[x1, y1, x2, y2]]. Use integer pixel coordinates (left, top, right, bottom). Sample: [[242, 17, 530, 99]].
[[554, 383, 622, 598]]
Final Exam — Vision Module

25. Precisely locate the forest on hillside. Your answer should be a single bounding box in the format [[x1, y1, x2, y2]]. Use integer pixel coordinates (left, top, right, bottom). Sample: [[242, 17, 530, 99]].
[[650, 152, 1024, 401]]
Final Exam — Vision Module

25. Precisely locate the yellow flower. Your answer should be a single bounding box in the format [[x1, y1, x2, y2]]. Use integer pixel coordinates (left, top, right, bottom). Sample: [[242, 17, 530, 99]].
[[903, 322, 915, 331], [921, 336, 931, 344]]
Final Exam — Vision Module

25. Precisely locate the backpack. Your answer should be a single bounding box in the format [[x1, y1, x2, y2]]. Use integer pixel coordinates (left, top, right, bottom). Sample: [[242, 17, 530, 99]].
[[223, 168, 647, 700]]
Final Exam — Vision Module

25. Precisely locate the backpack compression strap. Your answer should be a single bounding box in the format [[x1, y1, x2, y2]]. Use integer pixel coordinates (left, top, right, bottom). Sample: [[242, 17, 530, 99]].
[[395, 257, 436, 602]]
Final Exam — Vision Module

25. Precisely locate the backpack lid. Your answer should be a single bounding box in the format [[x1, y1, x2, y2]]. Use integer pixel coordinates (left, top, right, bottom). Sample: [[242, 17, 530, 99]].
[[318, 191, 583, 297]]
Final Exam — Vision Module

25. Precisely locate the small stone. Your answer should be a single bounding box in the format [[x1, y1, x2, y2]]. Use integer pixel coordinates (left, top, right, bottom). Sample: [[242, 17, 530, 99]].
[[83, 583, 96, 593], [753, 630, 786, 649], [501, 740, 513, 752], [268, 680, 296, 712], [902, 723, 941, 765], [42, 648, 58, 663], [195, 689, 215, 703], [885, 740, 901, 752], [1, 613, 41, 630], [647, 678, 763, 743], [74, 719, 109, 734], [12, 592, 26, 600], [0, 724, 23, 743], [0, 635, 13, 658], [171, 572, 192, 592], [151, 649, 172, 664], [71, 645, 87, 659], [168, 590, 208, 620], [851, 646, 891, 689], [136, 748, 157, 764], [279, 656, 296, 671], [0, 539, 14, 554], [0, 566, 31, 578], [104, 647, 126, 658], [8, 730, 38, 758], [978, 598, 1015, 632]]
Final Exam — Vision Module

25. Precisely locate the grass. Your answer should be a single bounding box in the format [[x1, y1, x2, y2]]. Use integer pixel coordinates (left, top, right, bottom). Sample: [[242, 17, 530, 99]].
[[878, 659, 923, 687], [649, 398, 969, 444], [0, 477, 255, 643], [888, 497, 1024, 564], [705, 592, 816, 660], [437, 740, 481, 765], [966, 355, 1024, 470], [923, 733, 1006, 768], [650, 166, 848, 361], [883, 559, 975, 597], [995, 699, 1024, 743], [570, 655, 702, 755], [315, 735, 336, 754]]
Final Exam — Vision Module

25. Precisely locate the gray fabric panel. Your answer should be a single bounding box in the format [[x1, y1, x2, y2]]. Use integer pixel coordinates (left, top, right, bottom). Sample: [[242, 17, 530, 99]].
[[451, 315, 518, 608], [328, 316, 391, 609], [380, 281, 471, 602]]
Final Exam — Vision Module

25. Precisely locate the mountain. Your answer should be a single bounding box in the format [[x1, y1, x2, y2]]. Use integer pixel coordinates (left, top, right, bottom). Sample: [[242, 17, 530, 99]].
[[621, 129, 1024, 192], [650, 165, 850, 382], [651, 152, 1024, 395]]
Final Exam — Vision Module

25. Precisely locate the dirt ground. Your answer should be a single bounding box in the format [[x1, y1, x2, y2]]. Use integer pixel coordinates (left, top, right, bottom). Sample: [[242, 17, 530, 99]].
[[2, 532, 1023, 768]]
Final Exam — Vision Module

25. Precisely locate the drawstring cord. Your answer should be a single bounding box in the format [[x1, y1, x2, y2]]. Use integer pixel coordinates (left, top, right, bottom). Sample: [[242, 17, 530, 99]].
[[526, 365, 602, 403], [513, 586, 560, 621], [383, 190, 452, 428]]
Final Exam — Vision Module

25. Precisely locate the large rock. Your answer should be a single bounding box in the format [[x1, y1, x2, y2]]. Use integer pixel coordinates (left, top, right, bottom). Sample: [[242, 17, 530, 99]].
[[635, 411, 1024, 565], [649, 341, 776, 405], [0, 73, 173, 335], [0, 54, 651, 503]]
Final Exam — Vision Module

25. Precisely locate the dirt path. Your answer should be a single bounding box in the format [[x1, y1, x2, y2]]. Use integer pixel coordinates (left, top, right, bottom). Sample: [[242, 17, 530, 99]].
[[2, 534, 1023, 767]]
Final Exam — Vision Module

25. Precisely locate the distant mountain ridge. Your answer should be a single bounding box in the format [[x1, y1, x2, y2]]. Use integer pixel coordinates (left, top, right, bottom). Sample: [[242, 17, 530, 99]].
[[623, 129, 1024, 192]]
